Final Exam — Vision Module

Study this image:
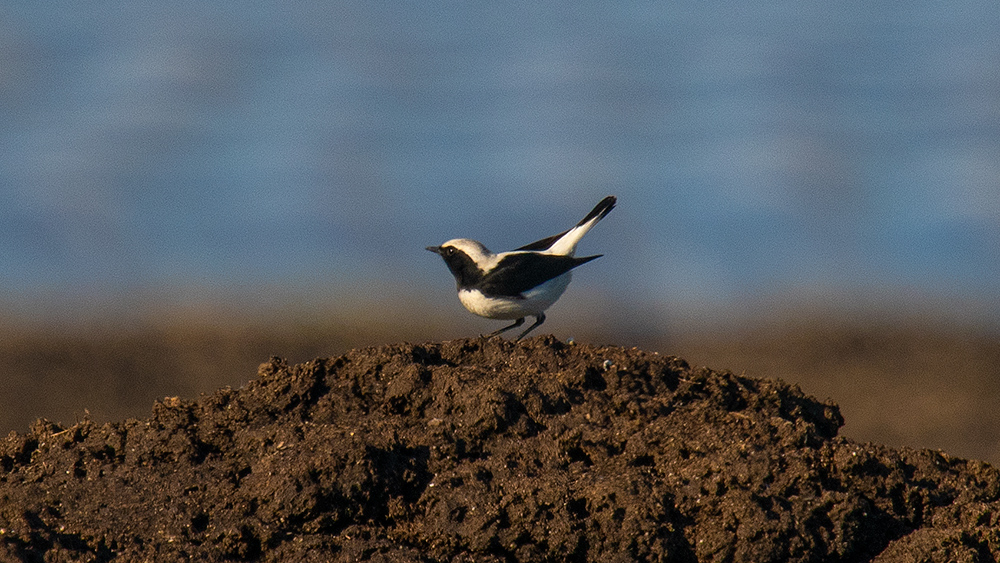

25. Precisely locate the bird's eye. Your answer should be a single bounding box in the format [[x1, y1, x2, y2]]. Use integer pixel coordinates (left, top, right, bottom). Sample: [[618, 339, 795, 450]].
[[445, 247, 455, 255]]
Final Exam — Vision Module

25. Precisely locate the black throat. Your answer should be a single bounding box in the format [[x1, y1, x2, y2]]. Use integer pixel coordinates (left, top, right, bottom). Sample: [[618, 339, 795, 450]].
[[439, 249, 484, 290]]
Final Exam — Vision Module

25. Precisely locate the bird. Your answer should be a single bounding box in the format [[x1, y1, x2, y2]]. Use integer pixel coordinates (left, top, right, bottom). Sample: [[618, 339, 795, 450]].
[[427, 195, 616, 341]]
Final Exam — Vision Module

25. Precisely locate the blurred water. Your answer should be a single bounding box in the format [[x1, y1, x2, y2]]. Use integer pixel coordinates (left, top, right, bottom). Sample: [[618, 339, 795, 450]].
[[2, 1, 998, 322]]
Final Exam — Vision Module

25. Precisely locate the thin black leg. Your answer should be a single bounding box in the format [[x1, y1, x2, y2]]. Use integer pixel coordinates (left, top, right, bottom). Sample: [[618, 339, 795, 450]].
[[515, 313, 545, 341], [485, 317, 524, 338]]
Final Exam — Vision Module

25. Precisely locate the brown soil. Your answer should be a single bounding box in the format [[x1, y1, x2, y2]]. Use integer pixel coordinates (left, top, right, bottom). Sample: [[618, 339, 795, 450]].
[[2, 336, 999, 562]]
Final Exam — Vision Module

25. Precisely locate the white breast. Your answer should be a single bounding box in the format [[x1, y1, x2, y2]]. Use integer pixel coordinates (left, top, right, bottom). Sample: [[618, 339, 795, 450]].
[[458, 273, 572, 320]]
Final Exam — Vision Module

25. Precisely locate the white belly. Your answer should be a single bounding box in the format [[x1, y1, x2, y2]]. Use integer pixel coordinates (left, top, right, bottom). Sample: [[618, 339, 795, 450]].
[[458, 273, 572, 319]]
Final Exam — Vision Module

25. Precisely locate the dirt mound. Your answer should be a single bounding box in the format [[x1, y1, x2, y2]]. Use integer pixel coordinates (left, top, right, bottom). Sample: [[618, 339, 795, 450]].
[[1, 337, 999, 562]]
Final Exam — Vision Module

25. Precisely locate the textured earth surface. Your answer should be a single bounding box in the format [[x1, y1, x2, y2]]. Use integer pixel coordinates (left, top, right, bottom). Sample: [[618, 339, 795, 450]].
[[2, 336, 999, 562]]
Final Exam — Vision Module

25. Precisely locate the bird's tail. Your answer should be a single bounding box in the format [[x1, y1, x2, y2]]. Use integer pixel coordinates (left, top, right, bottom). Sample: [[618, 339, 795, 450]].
[[545, 195, 616, 256]]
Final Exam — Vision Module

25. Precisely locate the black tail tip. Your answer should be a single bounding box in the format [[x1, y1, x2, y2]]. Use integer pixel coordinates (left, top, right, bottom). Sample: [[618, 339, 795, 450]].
[[578, 195, 617, 225]]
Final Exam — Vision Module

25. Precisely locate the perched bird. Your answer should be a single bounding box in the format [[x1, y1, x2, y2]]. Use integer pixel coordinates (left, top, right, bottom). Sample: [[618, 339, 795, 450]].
[[427, 196, 616, 341]]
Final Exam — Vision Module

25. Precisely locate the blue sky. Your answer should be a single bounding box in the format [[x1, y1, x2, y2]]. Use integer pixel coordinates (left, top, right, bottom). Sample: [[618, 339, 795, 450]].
[[2, 1, 998, 324]]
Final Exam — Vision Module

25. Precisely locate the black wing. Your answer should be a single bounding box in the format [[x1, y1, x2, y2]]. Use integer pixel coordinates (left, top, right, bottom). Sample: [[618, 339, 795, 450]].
[[477, 253, 601, 297], [516, 229, 569, 252]]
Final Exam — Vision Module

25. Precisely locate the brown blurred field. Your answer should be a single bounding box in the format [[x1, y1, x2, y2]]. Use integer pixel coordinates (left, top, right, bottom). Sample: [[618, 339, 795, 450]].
[[2, 302, 998, 465]]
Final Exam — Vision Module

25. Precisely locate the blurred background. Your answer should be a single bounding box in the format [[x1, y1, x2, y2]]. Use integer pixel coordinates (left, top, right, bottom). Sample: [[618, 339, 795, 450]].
[[2, 2, 998, 462]]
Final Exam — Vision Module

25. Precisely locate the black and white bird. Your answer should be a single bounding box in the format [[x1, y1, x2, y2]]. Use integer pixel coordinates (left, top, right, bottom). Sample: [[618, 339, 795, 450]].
[[427, 195, 616, 341]]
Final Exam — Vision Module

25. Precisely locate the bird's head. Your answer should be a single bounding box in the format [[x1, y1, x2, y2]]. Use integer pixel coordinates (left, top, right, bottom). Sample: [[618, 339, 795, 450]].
[[426, 239, 495, 287]]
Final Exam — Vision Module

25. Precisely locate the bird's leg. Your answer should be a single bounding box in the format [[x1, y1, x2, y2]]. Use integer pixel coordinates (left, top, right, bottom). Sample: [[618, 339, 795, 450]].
[[485, 317, 524, 338], [515, 313, 546, 341]]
